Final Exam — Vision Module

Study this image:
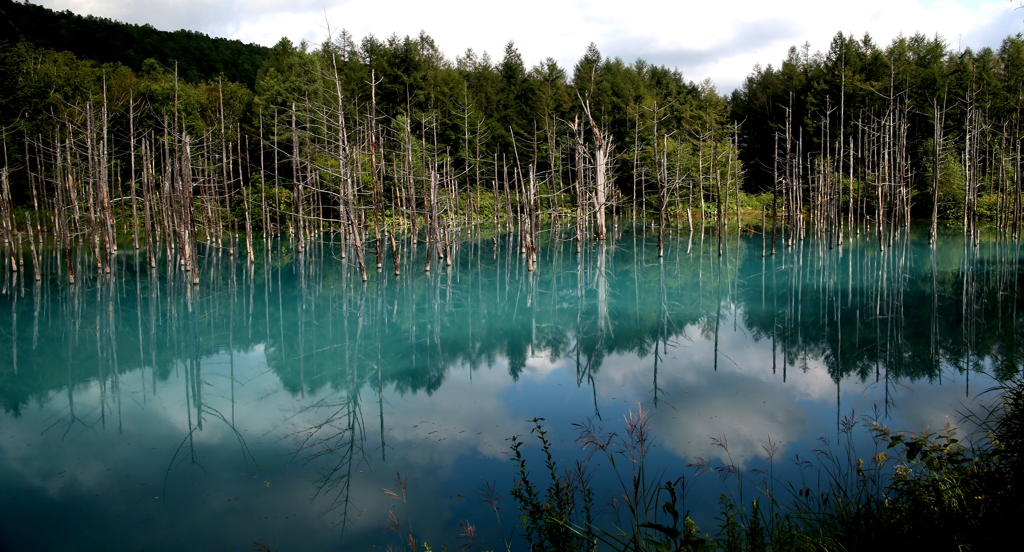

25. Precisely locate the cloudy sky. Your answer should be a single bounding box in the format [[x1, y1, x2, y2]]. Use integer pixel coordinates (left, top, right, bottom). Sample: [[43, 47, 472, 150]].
[[32, 1, 1024, 92]]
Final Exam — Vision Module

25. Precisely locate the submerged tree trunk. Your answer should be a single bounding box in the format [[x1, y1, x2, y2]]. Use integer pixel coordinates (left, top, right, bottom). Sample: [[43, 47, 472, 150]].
[[580, 97, 610, 241]]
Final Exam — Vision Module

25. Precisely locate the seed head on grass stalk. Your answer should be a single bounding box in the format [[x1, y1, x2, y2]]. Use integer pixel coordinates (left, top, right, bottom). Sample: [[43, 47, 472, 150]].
[[623, 404, 654, 463], [457, 519, 477, 551], [753, 436, 780, 522], [574, 404, 687, 550], [382, 472, 416, 549], [477, 480, 512, 552]]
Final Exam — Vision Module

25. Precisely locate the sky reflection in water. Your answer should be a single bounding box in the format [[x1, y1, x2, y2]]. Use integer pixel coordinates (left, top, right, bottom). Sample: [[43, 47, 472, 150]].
[[0, 225, 1017, 551]]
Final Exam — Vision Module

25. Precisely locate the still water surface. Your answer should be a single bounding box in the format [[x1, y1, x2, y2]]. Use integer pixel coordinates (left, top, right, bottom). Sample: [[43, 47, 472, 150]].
[[0, 224, 1020, 551]]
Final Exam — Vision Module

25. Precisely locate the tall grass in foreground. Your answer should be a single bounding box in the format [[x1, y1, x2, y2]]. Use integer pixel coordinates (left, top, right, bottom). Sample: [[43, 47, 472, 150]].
[[497, 374, 1022, 552], [366, 375, 1022, 552]]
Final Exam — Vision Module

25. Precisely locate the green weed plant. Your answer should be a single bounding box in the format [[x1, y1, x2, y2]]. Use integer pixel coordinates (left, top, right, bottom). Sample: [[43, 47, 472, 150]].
[[500, 375, 1022, 551]]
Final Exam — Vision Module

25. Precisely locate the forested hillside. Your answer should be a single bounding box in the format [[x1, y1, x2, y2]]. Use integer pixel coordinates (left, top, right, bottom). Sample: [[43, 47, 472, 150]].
[[0, 0, 1023, 284], [0, 0, 269, 85]]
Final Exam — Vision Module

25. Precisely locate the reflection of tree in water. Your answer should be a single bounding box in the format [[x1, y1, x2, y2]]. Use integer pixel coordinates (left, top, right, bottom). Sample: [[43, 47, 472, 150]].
[[1, 224, 1023, 540], [0, 245, 267, 508], [2, 225, 1023, 461], [738, 225, 1024, 388], [158, 249, 261, 493], [282, 249, 370, 525], [289, 382, 366, 525]]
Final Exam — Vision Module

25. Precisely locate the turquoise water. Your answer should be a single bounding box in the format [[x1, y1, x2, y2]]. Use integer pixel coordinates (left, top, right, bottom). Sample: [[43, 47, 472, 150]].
[[0, 224, 1019, 551]]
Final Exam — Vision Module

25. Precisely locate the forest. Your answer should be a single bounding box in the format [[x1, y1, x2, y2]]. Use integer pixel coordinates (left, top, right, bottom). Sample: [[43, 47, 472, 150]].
[[0, 0, 269, 85], [1, 0, 1024, 284]]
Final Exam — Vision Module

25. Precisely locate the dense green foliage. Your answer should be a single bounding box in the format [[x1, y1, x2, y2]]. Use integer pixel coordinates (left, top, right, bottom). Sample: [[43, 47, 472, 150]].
[[0, 1, 1022, 280], [0, 0, 741, 247], [732, 32, 1024, 225]]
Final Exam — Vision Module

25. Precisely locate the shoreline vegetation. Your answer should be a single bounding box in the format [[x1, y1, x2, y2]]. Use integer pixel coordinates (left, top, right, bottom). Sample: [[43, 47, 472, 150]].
[[2, 2, 1024, 287]]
